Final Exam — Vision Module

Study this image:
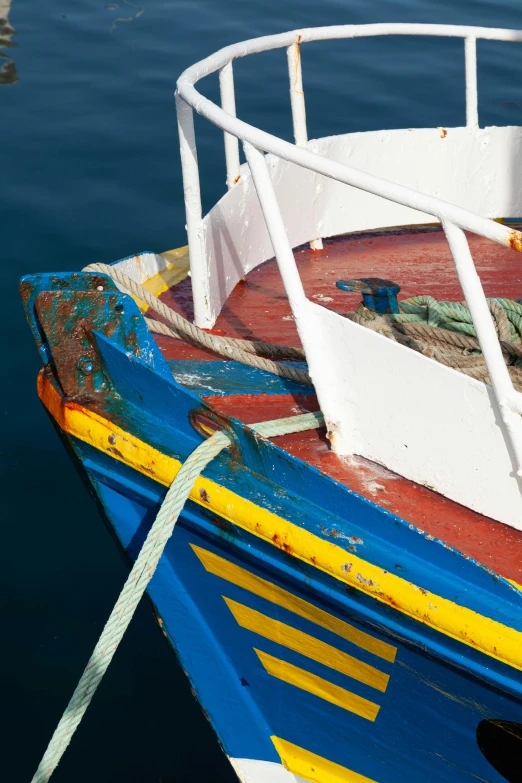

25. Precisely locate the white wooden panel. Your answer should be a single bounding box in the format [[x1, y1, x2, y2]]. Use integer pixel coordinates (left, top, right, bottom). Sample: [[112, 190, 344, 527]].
[[200, 158, 316, 326], [201, 126, 522, 327], [309, 126, 522, 241]]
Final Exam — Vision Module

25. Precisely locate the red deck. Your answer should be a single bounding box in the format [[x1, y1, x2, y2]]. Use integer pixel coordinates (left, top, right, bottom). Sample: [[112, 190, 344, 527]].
[[153, 227, 522, 583]]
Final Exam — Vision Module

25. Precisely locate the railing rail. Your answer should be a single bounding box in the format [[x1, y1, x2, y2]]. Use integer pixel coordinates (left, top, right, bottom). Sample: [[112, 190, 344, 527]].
[[174, 23, 522, 478]]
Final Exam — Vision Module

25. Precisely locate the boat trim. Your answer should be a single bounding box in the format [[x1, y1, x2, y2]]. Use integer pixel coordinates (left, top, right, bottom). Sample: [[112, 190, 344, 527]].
[[37, 370, 522, 672], [271, 736, 378, 783]]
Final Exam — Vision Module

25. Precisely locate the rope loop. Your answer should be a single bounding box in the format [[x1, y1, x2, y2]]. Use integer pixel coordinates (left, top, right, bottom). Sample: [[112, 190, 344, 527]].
[[83, 263, 311, 386]]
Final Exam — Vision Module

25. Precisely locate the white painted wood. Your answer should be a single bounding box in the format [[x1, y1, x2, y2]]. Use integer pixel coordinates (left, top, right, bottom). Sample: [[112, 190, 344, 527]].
[[243, 143, 308, 317], [298, 299, 522, 528], [443, 222, 522, 468], [201, 126, 522, 324], [113, 251, 168, 284], [241, 140, 522, 524], [174, 23, 522, 525], [230, 757, 307, 783]]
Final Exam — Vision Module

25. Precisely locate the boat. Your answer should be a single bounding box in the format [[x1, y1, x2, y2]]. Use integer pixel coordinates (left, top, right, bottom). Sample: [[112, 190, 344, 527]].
[[23, 23, 522, 783]]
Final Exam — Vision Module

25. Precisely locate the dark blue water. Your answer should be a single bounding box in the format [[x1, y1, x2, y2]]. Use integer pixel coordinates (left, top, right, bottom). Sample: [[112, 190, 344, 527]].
[[3, 1, 522, 780]]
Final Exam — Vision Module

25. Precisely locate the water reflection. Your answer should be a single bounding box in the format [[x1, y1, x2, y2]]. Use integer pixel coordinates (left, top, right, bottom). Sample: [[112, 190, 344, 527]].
[[0, 0, 17, 86], [106, 0, 144, 33]]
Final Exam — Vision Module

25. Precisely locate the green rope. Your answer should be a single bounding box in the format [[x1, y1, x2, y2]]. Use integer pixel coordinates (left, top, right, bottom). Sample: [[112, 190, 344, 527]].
[[31, 410, 325, 783], [395, 296, 522, 342], [349, 294, 522, 391]]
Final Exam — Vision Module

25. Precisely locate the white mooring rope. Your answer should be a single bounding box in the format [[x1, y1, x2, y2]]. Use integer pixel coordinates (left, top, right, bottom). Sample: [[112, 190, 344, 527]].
[[83, 263, 311, 386]]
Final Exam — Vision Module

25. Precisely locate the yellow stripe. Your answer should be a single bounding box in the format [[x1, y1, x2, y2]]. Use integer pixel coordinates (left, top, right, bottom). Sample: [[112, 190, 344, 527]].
[[255, 649, 380, 721], [506, 577, 522, 594], [128, 246, 190, 312], [191, 544, 396, 663], [224, 598, 389, 692], [271, 737, 377, 783], [37, 371, 522, 672]]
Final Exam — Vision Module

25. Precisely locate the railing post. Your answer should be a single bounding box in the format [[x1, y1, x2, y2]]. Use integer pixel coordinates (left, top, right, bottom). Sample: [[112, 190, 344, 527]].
[[175, 92, 211, 328], [243, 142, 308, 314], [465, 37, 478, 128], [219, 62, 241, 189], [287, 41, 308, 147], [443, 221, 522, 474], [286, 40, 323, 251]]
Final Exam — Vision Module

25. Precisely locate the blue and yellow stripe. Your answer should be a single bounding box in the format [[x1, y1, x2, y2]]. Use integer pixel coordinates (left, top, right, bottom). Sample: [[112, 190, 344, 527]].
[[37, 370, 522, 673]]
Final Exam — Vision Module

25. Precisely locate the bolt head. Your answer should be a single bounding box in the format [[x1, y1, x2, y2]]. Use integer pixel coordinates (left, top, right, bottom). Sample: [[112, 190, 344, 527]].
[[78, 357, 95, 375]]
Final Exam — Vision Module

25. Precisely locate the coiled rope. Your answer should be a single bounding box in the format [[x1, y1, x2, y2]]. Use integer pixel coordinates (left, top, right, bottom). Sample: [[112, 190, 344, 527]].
[[83, 263, 310, 386], [84, 263, 522, 391], [31, 409, 324, 783], [348, 295, 522, 392]]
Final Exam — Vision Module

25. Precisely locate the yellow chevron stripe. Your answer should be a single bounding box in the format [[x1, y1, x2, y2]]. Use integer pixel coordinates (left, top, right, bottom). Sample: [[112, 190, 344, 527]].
[[255, 649, 380, 721], [37, 371, 522, 673], [224, 598, 389, 692], [272, 737, 378, 783], [191, 545, 396, 663]]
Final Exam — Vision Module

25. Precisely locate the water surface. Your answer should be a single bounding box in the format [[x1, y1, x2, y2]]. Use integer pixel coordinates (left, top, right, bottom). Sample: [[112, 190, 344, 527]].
[[3, 1, 522, 780]]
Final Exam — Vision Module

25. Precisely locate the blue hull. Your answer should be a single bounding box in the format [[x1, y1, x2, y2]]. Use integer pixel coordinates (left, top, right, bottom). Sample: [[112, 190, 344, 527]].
[[21, 269, 522, 783]]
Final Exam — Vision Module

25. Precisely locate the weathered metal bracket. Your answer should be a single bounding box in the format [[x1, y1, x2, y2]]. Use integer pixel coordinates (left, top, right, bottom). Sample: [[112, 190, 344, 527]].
[[20, 271, 170, 402]]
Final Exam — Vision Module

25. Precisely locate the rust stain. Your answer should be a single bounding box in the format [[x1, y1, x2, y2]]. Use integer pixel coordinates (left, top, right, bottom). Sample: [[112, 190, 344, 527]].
[[108, 434, 117, 445], [293, 39, 303, 95], [271, 532, 292, 554], [199, 487, 210, 503], [355, 572, 376, 587], [107, 445, 124, 459], [123, 329, 141, 357], [508, 228, 522, 252], [104, 318, 118, 338], [210, 513, 233, 534], [321, 526, 340, 538], [233, 175, 241, 185], [377, 591, 401, 610], [19, 280, 32, 304], [437, 127, 447, 138], [210, 514, 235, 537]]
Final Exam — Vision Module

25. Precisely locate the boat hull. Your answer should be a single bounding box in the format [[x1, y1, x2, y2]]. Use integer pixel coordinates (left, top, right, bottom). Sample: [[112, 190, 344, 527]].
[[22, 270, 522, 783], [67, 422, 522, 783]]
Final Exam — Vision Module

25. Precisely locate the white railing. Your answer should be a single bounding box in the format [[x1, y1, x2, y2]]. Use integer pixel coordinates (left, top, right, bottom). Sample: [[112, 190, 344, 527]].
[[175, 23, 522, 480]]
